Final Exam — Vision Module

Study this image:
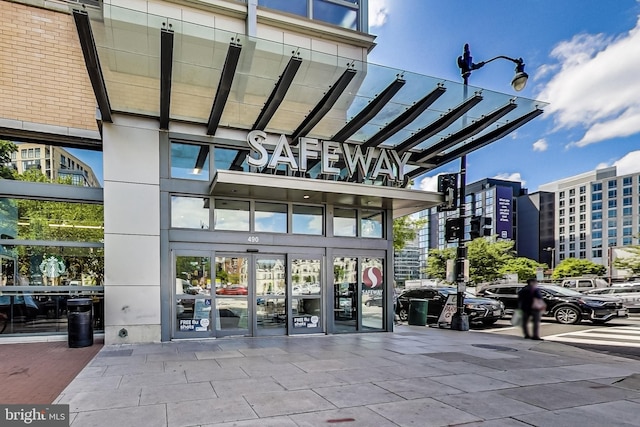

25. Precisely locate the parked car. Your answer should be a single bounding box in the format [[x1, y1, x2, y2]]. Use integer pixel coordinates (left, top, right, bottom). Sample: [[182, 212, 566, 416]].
[[560, 277, 609, 293], [216, 286, 248, 295], [585, 284, 640, 309], [478, 283, 628, 324], [365, 294, 383, 307], [395, 287, 504, 326]]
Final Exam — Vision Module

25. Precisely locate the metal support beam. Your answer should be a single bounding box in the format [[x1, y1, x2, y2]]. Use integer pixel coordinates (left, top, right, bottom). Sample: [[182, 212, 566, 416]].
[[159, 27, 174, 130], [393, 94, 483, 154], [72, 9, 112, 123], [291, 68, 357, 141], [207, 41, 243, 135], [332, 77, 406, 142], [406, 108, 543, 180], [361, 85, 446, 149], [253, 56, 303, 130], [413, 101, 517, 163]]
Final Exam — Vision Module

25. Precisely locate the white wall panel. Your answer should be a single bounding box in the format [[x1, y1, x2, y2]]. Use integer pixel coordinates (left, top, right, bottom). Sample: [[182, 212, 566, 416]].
[[104, 234, 160, 286], [104, 181, 160, 236]]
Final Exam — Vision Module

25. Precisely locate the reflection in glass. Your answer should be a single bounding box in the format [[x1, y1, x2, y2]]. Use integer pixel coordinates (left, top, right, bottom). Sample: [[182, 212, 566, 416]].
[[333, 257, 357, 332], [292, 259, 321, 295], [312, 0, 358, 30], [255, 258, 286, 296], [214, 200, 250, 231], [292, 297, 321, 329], [333, 208, 356, 237], [292, 205, 323, 235], [1, 198, 104, 242], [361, 210, 383, 238], [171, 196, 209, 229], [171, 142, 209, 181], [256, 297, 286, 330], [362, 257, 384, 330], [255, 203, 287, 233], [215, 256, 249, 333], [175, 256, 211, 296], [258, 0, 307, 17]]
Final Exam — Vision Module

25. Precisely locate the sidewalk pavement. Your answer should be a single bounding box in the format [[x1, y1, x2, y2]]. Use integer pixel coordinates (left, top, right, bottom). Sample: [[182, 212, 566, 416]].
[[56, 325, 640, 427]]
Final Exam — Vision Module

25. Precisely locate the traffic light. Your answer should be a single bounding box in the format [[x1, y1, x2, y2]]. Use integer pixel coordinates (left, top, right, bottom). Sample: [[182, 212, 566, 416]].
[[469, 215, 482, 239], [445, 217, 463, 242], [437, 173, 458, 211]]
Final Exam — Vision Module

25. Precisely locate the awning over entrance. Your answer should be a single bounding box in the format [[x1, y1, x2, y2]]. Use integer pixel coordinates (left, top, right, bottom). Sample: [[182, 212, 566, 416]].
[[210, 170, 442, 218], [73, 4, 547, 181]]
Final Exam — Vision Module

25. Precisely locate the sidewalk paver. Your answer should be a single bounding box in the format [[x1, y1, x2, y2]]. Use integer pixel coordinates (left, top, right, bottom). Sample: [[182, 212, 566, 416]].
[[51, 325, 640, 427]]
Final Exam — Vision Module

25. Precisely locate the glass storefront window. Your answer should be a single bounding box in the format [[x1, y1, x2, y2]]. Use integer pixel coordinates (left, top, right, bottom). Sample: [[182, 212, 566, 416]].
[[255, 203, 287, 233], [334, 208, 356, 237], [176, 298, 212, 332], [255, 258, 286, 296], [292, 205, 323, 235], [214, 200, 250, 231], [258, 0, 307, 17], [175, 256, 211, 296], [361, 210, 383, 238], [361, 257, 383, 331], [1, 198, 103, 242], [215, 256, 249, 332], [313, 0, 358, 30], [333, 257, 357, 332], [171, 142, 209, 181], [292, 259, 321, 295], [171, 196, 210, 229]]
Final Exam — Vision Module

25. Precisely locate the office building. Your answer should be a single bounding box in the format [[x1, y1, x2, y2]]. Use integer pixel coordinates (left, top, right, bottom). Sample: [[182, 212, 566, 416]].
[[0, 0, 543, 343]]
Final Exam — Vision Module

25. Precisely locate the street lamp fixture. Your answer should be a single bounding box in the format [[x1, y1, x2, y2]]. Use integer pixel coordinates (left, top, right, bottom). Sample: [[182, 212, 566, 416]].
[[457, 44, 529, 91], [449, 43, 529, 332], [543, 246, 556, 270]]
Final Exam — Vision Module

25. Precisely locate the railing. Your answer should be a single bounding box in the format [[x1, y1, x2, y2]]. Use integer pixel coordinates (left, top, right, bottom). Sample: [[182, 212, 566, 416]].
[[0, 286, 103, 335]]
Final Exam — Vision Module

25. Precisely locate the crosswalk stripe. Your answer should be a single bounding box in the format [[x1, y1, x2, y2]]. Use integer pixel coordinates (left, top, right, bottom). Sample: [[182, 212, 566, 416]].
[[544, 325, 640, 348], [545, 336, 640, 348]]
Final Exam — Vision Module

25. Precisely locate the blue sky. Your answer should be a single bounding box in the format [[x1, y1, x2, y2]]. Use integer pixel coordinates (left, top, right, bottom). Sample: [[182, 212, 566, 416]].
[[367, 0, 640, 192]]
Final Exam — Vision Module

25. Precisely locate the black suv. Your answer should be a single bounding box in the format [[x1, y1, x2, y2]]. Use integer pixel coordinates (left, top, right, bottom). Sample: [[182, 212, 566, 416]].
[[396, 287, 504, 326], [478, 284, 628, 325]]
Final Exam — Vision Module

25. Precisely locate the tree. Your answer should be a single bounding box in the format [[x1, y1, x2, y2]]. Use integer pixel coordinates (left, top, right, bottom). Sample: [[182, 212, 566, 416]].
[[0, 139, 18, 179], [393, 215, 426, 251], [552, 258, 606, 280], [613, 246, 640, 276], [467, 238, 516, 284], [425, 247, 456, 280], [499, 257, 546, 282]]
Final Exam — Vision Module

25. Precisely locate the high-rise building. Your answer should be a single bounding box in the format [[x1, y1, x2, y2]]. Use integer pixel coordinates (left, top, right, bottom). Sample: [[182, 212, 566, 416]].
[[539, 166, 639, 275], [517, 191, 555, 266], [8, 143, 100, 187], [393, 236, 420, 285]]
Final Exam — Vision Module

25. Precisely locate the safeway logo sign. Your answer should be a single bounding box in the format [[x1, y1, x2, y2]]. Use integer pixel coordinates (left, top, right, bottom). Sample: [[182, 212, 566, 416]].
[[363, 267, 383, 288]]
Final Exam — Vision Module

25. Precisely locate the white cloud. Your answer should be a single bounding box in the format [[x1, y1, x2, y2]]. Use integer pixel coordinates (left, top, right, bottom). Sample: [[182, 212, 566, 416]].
[[417, 174, 440, 192], [368, 0, 389, 28], [596, 162, 610, 170], [613, 150, 640, 176], [536, 18, 640, 147], [532, 138, 548, 152], [493, 172, 526, 186]]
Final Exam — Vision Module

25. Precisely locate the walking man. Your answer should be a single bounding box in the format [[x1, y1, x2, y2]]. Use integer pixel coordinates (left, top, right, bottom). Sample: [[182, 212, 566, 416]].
[[517, 278, 545, 340]]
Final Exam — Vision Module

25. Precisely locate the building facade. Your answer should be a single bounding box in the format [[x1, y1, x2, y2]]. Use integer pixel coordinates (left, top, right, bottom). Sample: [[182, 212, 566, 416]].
[[0, 0, 543, 343], [516, 191, 555, 267], [539, 166, 640, 276]]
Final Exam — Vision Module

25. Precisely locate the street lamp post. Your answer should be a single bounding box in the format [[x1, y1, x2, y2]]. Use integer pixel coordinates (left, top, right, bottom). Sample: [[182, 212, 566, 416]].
[[450, 43, 529, 332], [544, 246, 556, 270]]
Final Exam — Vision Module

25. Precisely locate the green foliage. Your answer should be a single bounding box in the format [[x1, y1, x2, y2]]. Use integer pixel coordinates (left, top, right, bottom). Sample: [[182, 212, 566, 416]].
[[425, 247, 456, 280], [499, 257, 546, 282], [0, 139, 18, 179], [551, 258, 606, 280], [393, 215, 427, 251], [467, 238, 516, 284], [613, 246, 640, 275]]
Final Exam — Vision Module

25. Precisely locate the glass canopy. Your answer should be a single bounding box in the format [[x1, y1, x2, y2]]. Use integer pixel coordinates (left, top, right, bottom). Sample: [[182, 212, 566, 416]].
[[83, 4, 547, 172]]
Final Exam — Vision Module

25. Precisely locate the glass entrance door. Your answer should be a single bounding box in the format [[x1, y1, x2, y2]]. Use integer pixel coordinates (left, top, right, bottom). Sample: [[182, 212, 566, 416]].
[[214, 255, 250, 336], [255, 256, 286, 336], [333, 256, 385, 333]]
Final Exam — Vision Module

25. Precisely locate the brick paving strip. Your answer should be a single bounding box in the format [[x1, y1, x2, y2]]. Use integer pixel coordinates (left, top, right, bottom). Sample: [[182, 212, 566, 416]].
[[0, 339, 103, 404]]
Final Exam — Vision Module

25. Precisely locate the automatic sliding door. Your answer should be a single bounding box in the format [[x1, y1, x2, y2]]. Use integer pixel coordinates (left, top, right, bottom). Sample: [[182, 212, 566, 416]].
[[291, 257, 322, 334], [362, 258, 384, 331], [215, 256, 249, 336], [333, 257, 358, 333], [255, 256, 286, 336], [174, 254, 212, 338]]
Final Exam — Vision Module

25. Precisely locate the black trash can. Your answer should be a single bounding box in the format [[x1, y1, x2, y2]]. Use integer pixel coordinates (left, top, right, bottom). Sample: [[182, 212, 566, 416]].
[[408, 298, 428, 326], [67, 298, 93, 348]]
